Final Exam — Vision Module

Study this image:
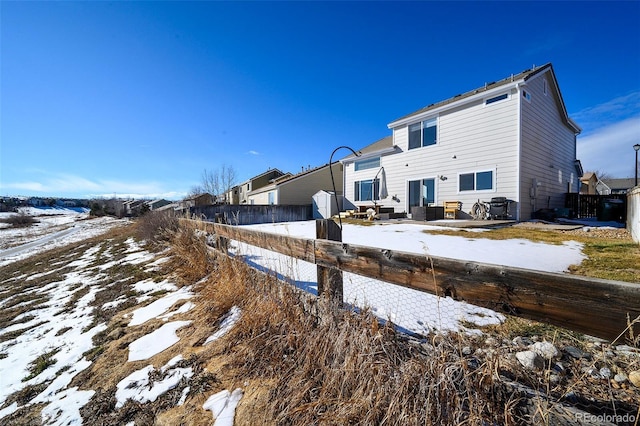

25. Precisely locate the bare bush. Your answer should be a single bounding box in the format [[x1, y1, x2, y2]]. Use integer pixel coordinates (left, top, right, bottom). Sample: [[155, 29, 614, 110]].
[[135, 210, 179, 249], [2, 212, 38, 228], [166, 218, 214, 283]]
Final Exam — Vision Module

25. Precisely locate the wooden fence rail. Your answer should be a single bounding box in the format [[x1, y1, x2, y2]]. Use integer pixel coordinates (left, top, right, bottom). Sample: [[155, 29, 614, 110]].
[[188, 219, 640, 342]]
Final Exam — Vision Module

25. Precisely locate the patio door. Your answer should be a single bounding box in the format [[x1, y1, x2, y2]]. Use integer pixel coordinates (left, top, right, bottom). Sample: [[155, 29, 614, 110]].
[[408, 178, 435, 208]]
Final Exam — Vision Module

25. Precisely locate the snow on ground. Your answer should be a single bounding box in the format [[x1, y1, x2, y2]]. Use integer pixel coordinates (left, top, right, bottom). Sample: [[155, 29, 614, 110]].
[[127, 287, 194, 326], [203, 389, 244, 426], [241, 220, 586, 272], [0, 207, 125, 266], [232, 220, 587, 335], [128, 320, 192, 362], [204, 306, 242, 344], [115, 355, 194, 409]]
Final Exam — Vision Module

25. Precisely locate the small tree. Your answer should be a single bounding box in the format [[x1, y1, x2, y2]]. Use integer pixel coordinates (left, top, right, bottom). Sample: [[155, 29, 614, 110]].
[[198, 164, 238, 204]]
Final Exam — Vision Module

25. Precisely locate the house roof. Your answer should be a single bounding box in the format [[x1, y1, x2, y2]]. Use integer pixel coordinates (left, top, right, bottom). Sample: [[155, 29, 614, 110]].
[[341, 135, 396, 162], [387, 63, 580, 134], [580, 172, 598, 183], [248, 168, 285, 182], [247, 162, 341, 195], [601, 178, 636, 191]]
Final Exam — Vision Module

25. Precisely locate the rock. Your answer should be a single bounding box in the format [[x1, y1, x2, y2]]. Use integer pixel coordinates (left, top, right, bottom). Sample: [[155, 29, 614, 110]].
[[516, 350, 544, 370], [614, 373, 628, 383], [461, 346, 472, 356], [512, 336, 532, 347], [532, 341, 558, 360], [629, 370, 640, 387], [599, 367, 611, 379], [484, 337, 498, 347], [564, 345, 591, 360]]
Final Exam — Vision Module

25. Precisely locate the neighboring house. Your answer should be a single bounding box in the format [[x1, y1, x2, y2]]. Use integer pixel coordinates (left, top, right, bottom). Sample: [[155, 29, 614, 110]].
[[232, 168, 289, 204], [246, 163, 343, 206], [342, 63, 582, 221], [146, 199, 173, 211], [123, 199, 147, 216], [598, 178, 637, 195], [580, 172, 599, 194], [181, 193, 214, 209]]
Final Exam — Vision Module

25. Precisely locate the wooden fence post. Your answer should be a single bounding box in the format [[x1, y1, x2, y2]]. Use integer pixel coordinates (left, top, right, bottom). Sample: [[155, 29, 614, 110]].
[[316, 219, 343, 302], [214, 213, 228, 255]]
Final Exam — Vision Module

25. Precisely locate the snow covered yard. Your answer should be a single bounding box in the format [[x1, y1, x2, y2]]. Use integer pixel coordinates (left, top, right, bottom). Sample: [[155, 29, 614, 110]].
[[230, 220, 587, 335]]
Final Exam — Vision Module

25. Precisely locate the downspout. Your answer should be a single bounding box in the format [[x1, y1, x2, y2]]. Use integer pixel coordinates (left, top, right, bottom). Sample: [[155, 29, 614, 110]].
[[516, 82, 525, 221]]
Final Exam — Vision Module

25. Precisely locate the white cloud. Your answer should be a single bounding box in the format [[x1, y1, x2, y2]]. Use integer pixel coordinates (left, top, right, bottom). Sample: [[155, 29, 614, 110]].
[[248, 150, 260, 155], [577, 115, 640, 177], [1, 172, 185, 200], [572, 91, 640, 134]]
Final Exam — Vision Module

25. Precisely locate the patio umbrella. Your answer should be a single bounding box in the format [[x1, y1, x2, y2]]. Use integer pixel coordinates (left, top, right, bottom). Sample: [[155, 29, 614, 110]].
[[378, 167, 388, 199]]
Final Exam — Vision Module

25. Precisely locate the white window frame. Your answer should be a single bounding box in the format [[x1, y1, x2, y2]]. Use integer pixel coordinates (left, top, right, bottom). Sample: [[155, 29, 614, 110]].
[[408, 117, 438, 150], [522, 90, 532, 103], [457, 168, 496, 193]]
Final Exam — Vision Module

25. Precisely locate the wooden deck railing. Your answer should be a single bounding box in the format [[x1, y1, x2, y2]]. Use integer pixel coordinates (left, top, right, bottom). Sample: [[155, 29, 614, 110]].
[[188, 219, 640, 342]]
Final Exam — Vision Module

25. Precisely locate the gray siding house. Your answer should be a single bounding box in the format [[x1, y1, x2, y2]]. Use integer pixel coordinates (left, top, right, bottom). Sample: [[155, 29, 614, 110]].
[[247, 163, 343, 205], [342, 63, 581, 221]]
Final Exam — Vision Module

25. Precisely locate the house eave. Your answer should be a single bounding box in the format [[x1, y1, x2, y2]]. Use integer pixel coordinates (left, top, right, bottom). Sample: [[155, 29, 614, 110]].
[[341, 146, 400, 163], [387, 83, 521, 129]]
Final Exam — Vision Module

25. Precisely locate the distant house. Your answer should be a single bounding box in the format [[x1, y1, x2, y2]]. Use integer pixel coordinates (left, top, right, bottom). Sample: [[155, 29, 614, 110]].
[[231, 169, 289, 204], [246, 163, 343, 205], [342, 63, 582, 221], [146, 199, 173, 211], [580, 172, 599, 194], [598, 178, 637, 195], [181, 193, 214, 209]]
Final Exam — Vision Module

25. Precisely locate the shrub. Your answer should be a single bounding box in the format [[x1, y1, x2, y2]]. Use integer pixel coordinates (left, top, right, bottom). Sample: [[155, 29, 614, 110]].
[[3, 212, 38, 228], [135, 210, 180, 249]]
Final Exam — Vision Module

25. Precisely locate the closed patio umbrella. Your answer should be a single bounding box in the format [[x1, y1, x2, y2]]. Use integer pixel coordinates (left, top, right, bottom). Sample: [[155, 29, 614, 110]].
[[378, 167, 388, 200]]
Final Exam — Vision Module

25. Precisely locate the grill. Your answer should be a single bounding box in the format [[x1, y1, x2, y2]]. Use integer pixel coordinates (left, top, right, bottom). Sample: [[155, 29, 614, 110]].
[[489, 197, 514, 219]]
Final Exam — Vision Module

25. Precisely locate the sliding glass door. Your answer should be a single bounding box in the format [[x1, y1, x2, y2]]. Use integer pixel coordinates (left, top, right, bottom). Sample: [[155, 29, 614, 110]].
[[408, 178, 435, 208]]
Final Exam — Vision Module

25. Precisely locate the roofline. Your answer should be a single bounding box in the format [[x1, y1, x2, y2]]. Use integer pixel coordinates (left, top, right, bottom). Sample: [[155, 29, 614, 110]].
[[341, 145, 399, 163], [387, 82, 523, 129], [247, 163, 341, 195], [387, 63, 581, 135]]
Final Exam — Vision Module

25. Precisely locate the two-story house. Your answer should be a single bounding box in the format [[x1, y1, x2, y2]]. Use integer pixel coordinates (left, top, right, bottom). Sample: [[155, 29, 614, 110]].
[[342, 63, 582, 221], [246, 163, 343, 205], [230, 168, 289, 204]]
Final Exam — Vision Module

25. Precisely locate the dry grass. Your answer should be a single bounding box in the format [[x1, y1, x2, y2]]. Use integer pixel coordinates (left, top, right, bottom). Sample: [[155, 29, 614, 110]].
[[193, 251, 522, 425]]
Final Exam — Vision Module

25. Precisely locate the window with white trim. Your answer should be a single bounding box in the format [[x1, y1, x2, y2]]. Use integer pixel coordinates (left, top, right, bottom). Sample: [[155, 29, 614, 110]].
[[408, 117, 437, 150], [522, 90, 531, 102], [459, 170, 494, 192], [354, 179, 380, 201]]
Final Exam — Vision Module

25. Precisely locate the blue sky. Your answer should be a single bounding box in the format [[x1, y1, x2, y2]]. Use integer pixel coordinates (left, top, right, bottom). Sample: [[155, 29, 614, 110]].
[[1, 1, 639, 200]]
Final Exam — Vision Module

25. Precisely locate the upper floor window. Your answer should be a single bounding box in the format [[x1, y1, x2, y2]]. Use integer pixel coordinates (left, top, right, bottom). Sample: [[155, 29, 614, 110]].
[[459, 170, 494, 192], [409, 117, 437, 150], [485, 93, 508, 105], [355, 156, 380, 171], [522, 90, 531, 102]]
